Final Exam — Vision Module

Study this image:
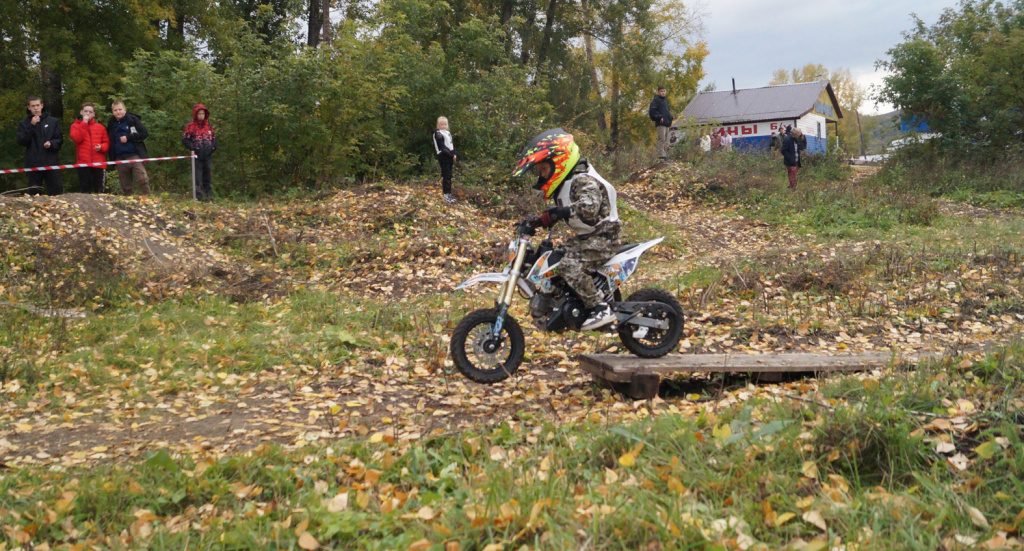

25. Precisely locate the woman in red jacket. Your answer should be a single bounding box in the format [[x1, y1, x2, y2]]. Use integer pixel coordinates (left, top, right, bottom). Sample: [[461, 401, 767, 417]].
[[69, 102, 110, 193]]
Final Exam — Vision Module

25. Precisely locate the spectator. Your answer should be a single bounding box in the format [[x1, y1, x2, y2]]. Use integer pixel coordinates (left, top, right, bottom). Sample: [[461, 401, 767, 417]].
[[182, 104, 217, 201], [710, 130, 722, 151], [721, 129, 733, 151], [69, 102, 110, 194], [15, 96, 63, 195], [648, 86, 673, 160], [106, 101, 151, 196], [769, 131, 782, 155], [433, 116, 457, 205], [781, 128, 805, 190], [700, 133, 711, 154]]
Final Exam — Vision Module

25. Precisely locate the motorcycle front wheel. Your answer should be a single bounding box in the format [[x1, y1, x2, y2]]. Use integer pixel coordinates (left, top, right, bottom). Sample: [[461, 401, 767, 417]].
[[450, 308, 526, 384], [617, 288, 684, 358]]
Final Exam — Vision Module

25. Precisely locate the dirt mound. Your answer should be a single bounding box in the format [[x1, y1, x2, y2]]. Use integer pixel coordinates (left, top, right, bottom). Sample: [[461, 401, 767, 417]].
[[0, 194, 234, 311]]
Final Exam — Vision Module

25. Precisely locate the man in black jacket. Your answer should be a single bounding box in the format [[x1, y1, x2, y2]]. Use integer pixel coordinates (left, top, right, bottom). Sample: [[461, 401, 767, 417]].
[[15, 97, 63, 195], [781, 128, 806, 190], [648, 87, 673, 160], [106, 101, 151, 195]]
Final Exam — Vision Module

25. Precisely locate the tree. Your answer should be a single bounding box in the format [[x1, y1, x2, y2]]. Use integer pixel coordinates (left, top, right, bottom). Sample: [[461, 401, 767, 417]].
[[877, 0, 1024, 150], [586, 0, 706, 147]]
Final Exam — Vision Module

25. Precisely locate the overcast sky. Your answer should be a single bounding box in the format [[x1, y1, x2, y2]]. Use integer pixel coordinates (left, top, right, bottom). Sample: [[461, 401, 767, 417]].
[[698, 1, 958, 115]]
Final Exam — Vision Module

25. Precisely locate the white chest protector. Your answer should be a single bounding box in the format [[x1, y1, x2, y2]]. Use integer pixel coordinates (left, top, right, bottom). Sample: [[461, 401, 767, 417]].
[[556, 164, 619, 235]]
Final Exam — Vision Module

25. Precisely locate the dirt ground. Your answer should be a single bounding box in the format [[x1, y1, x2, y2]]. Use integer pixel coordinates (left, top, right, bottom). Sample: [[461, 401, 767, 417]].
[[2, 169, 1021, 468]]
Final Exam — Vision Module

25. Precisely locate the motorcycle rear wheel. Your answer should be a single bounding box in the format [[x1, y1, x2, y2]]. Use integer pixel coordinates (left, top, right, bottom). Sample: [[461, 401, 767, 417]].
[[617, 288, 684, 358], [450, 308, 526, 384]]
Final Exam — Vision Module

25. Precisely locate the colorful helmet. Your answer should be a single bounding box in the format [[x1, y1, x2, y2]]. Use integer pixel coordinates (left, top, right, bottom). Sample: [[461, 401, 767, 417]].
[[512, 128, 581, 199]]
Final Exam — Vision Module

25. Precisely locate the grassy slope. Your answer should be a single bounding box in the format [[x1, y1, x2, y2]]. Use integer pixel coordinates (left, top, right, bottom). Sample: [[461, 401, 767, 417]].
[[1, 153, 1023, 550]]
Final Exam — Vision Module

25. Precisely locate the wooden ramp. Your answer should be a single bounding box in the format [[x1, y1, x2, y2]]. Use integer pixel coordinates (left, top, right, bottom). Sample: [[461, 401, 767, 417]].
[[578, 352, 926, 399]]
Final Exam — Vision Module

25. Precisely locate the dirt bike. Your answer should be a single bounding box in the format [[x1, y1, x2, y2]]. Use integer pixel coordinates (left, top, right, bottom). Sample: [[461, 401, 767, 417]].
[[450, 218, 684, 383]]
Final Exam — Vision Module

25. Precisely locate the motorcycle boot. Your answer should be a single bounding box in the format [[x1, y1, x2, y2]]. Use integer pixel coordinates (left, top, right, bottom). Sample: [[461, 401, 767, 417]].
[[581, 302, 615, 331]]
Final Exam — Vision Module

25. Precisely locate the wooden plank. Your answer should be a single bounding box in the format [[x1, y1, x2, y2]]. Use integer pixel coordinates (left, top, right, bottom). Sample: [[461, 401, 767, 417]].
[[578, 352, 922, 383]]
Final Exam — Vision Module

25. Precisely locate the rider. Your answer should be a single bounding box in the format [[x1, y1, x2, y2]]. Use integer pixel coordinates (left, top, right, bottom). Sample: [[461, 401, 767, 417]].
[[513, 128, 621, 331]]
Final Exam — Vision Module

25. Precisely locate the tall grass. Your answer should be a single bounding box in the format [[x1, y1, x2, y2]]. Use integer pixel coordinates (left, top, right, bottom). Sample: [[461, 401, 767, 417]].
[[876, 142, 1024, 208]]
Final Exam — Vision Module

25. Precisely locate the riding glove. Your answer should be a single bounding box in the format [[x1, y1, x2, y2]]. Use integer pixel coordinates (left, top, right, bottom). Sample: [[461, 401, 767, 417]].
[[539, 206, 571, 228]]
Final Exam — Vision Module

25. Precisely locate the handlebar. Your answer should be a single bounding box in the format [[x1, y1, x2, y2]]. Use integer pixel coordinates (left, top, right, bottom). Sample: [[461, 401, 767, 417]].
[[516, 217, 542, 237]]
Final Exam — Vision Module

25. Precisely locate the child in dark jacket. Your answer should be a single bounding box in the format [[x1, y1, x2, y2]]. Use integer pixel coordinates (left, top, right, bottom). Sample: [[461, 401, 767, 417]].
[[433, 116, 457, 204], [182, 103, 217, 201]]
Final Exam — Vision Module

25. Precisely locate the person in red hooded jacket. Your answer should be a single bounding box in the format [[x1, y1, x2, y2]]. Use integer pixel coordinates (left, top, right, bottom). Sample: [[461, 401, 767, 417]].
[[182, 103, 217, 201], [69, 102, 111, 193]]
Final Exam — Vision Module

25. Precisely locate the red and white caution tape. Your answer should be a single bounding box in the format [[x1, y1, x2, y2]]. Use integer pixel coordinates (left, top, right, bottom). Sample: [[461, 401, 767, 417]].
[[0, 154, 195, 175]]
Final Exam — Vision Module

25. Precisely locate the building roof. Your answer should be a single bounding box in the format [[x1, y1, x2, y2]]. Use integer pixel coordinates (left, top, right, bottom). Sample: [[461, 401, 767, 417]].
[[678, 81, 843, 126]]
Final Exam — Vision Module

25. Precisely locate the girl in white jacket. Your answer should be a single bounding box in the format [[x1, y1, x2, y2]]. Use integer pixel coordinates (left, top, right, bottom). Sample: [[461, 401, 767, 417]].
[[433, 117, 457, 204]]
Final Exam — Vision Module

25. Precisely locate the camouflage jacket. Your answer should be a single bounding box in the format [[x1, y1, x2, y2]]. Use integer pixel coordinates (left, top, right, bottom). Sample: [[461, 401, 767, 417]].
[[558, 162, 621, 238]]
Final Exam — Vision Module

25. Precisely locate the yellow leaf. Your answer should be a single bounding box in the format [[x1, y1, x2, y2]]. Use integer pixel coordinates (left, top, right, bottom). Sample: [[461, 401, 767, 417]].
[[801, 461, 819, 479], [618, 443, 643, 467], [369, 433, 384, 444], [974, 441, 998, 460], [712, 423, 732, 444], [802, 510, 827, 531], [763, 500, 777, 527], [804, 540, 829, 551], [325, 492, 348, 512], [667, 477, 686, 494], [418, 506, 435, 520], [968, 506, 990, 529], [298, 532, 319, 550], [605, 468, 619, 484], [776, 512, 796, 526], [407, 539, 431, 551], [482, 544, 503, 551], [329, 405, 341, 415]]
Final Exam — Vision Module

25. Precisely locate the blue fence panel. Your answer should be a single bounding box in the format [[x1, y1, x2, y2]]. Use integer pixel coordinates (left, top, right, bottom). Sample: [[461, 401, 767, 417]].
[[734, 136, 771, 152]]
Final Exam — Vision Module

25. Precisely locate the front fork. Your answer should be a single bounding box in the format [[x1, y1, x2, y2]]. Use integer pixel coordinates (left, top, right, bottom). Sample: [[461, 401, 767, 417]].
[[493, 238, 529, 336]]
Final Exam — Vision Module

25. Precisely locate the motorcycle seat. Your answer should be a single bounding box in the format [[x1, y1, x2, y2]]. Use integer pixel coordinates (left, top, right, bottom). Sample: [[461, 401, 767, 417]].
[[616, 242, 641, 254]]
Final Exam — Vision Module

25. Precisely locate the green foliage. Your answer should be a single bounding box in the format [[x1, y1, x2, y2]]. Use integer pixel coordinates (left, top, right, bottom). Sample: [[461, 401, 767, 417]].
[[877, 0, 1024, 152], [1, 0, 707, 194]]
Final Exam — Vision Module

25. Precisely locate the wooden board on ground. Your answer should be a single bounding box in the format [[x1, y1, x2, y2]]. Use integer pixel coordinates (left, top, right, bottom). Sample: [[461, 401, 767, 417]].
[[578, 352, 933, 399]]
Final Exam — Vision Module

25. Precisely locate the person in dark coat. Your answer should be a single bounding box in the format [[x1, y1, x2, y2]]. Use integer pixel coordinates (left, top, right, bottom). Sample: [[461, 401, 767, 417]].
[[15, 96, 64, 195], [182, 103, 217, 201], [648, 86, 673, 160], [781, 128, 805, 190], [106, 101, 151, 195], [433, 116, 457, 204]]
